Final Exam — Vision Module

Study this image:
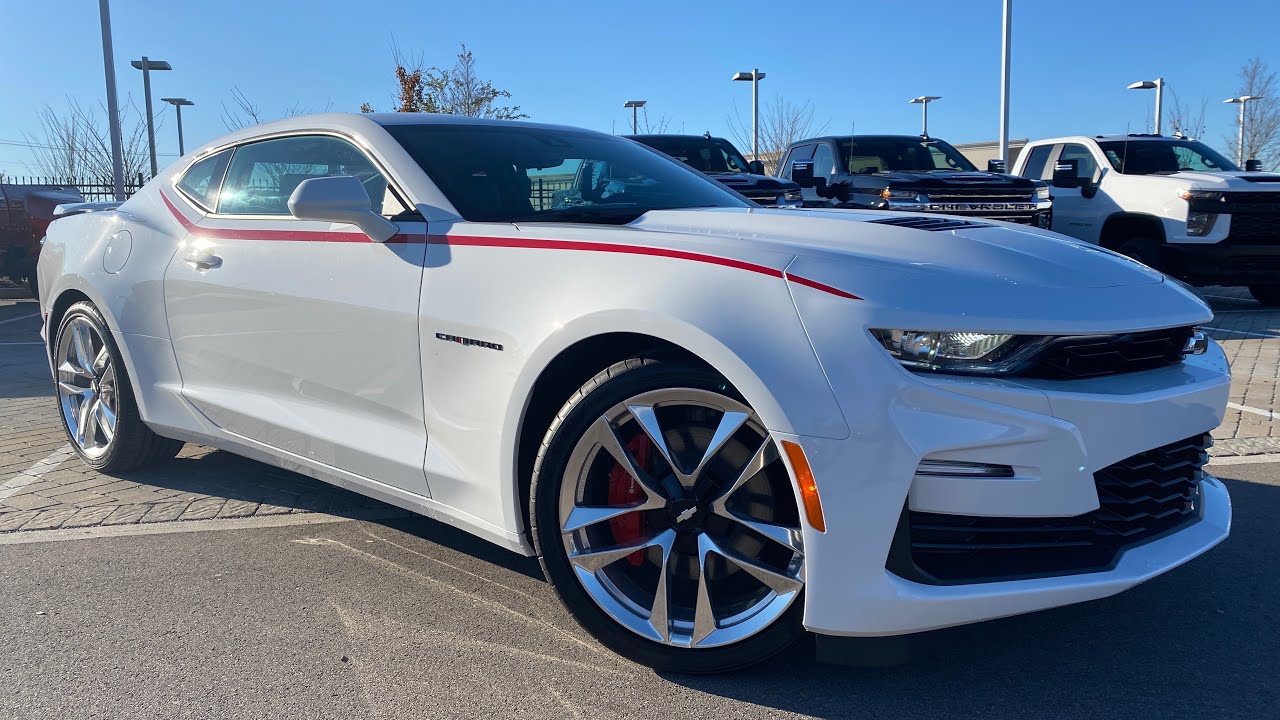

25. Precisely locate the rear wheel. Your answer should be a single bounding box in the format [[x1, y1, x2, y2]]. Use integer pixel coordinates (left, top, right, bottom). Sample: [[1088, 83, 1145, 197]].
[[531, 357, 805, 673], [53, 302, 182, 471], [1248, 285, 1280, 307]]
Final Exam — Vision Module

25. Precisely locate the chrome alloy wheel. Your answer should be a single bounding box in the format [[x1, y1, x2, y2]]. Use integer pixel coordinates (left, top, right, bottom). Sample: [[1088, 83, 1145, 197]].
[[55, 316, 119, 459], [558, 388, 804, 649]]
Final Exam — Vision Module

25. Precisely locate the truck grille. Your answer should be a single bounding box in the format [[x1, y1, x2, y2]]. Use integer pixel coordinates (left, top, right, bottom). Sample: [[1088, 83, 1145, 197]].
[[926, 189, 1036, 204], [889, 434, 1209, 584], [1228, 214, 1280, 244], [1010, 327, 1194, 380]]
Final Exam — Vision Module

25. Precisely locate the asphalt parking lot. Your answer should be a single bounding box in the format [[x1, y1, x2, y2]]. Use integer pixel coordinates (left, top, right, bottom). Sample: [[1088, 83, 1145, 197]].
[[1, 291, 1278, 720]]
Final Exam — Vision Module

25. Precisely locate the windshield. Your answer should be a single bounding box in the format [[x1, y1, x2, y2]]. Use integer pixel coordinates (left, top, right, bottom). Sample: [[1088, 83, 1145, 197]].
[[383, 123, 748, 224], [1097, 139, 1240, 175], [635, 136, 753, 174], [836, 137, 979, 173]]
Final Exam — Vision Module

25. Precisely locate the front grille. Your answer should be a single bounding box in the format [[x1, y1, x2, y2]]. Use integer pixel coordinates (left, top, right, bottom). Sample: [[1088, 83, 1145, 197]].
[[1222, 191, 1280, 204], [1010, 327, 1193, 380], [926, 189, 1036, 204], [889, 434, 1209, 584], [1228, 214, 1280, 244]]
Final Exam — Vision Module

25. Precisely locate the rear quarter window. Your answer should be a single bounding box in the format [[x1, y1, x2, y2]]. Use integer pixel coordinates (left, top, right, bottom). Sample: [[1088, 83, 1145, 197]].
[[176, 149, 232, 210]]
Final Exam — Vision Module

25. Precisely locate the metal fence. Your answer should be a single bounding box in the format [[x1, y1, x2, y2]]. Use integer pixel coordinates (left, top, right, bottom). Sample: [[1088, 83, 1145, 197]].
[[1, 175, 148, 202]]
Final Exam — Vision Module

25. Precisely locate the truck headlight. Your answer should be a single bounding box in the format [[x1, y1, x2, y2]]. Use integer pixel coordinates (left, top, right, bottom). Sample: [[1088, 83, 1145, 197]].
[[872, 330, 1025, 373], [880, 188, 927, 202], [1186, 211, 1219, 236], [1036, 186, 1051, 200], [782, 189, 803, 205]]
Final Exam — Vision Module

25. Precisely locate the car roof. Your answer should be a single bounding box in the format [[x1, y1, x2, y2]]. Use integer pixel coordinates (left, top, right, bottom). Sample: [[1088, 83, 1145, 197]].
[[626, 134, 727, 141], [785, 134, 932, 149], [1027, 134, 1183, 146]]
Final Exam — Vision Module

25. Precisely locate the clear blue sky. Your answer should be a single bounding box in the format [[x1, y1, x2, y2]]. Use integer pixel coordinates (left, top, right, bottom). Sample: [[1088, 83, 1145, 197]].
[[2, 0, 1277, 176]]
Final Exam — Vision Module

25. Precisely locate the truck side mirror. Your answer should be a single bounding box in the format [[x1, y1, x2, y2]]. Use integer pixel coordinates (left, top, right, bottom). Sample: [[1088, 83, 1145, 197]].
[[748, 159, 766, 175], [791, 160, 815, 187], [1246, 159, 1263, 172], [1052, 159, 1086, 189], [987, 159, 1007, 173]]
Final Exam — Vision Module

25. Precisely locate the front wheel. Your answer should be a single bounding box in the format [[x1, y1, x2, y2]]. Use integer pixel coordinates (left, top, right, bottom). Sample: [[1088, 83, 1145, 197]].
[[530, 357, 805, 673], [1248, 285, 1280, 307], [53, 301, 183, 471], [1115, 237, 1163, 271]]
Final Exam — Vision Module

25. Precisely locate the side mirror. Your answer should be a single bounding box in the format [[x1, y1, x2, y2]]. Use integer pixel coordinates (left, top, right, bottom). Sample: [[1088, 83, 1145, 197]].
[[287, 175, 398, 242], [987, 159, 1007, 173], [790, 160, 815, 187], [1051, 159, 1087, 189], [1246, 159, 1263, 172], [748, 159, 766, 175]]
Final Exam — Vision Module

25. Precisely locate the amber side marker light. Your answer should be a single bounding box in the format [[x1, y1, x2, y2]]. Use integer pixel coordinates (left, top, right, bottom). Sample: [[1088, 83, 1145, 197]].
[[781, 440, 826, 533]]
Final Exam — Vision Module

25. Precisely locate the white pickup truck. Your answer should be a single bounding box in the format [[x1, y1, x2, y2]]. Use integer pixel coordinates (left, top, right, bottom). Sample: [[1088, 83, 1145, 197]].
[[1013, 134, 1280, 305]]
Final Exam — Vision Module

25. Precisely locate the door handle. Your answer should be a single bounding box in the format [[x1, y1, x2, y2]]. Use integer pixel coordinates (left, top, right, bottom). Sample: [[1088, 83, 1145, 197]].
[[183, 251, 222, 270]]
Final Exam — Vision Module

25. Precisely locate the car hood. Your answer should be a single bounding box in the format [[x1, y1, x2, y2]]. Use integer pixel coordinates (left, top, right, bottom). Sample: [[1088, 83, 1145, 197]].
[[1158, 170, 1280, 189], [631, 207, 1163, 290]]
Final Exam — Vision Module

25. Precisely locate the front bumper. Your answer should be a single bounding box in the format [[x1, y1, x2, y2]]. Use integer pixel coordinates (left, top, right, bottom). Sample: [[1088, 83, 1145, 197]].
[[1163, 241, 1280, 285], [781, 335, 1231, 637]]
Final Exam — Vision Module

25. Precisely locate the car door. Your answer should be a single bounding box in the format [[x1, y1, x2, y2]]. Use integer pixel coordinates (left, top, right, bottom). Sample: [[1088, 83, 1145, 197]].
[[161, 133, 430, 496], [1044, 143, 1105, 243]]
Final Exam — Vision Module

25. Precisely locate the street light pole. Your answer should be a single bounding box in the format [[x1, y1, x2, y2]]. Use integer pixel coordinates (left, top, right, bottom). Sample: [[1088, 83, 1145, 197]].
[[161, 98, 194, 156], [97, 0, 126, 200], [623, 100, 646, 134], [1225, 95, 1264, 166], [732, 70, 767, 161], [909, 96, 941, 136], [1127, 78, 1165, 134], [130, 57, 172, 178], [998, 0, 1012, 167]]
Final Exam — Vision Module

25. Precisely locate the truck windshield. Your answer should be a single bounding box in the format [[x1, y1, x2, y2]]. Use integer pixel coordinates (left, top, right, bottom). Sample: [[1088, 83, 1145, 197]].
[[633, 136, 753, 174], [836, 137, 979, 173], [1097, 139, 1240, 175], [384, 123, 748, 224]]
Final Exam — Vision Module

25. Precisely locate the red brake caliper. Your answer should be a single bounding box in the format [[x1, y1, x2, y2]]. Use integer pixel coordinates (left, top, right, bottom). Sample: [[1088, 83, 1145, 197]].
[[607, 433, 651, 566]]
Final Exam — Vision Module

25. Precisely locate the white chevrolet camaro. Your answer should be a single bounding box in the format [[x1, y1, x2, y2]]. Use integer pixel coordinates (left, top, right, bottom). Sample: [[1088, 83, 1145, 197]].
[[37, 113, 1231, 673]]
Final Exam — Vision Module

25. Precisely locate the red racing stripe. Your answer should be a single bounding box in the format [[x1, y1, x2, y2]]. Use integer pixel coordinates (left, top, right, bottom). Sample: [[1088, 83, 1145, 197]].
[[159, 191, 858, 299]]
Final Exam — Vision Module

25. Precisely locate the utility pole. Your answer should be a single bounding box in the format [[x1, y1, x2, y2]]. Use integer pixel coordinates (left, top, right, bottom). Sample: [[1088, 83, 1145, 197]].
[[732, 70, 767, 160], [624, 100, 646, 134], [162, 98, 194, 156], [998, 0, 1012, 166], [97, 0, 126, 199], [1225, 95, 1264, 166], [131, 56, 173, 178]]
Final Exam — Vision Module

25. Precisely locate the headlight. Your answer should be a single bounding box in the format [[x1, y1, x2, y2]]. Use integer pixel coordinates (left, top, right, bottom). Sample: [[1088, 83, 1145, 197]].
[[1036, 186, 1051, 200], [1177, 189, 1222, 202], [880, 188, 927, 202], [1186, 211, 1219, 236], [872, 329, 1024, 373], [782, 189, 803, 203]]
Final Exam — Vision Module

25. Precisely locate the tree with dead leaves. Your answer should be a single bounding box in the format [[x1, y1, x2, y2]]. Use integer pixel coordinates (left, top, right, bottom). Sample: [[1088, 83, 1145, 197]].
[[25, 98, 151, 181], [1225, 58, 1280, 170], [726, 95, 828, 174], [1166, 89, 1208, 140], [363, 44, 526, 119]]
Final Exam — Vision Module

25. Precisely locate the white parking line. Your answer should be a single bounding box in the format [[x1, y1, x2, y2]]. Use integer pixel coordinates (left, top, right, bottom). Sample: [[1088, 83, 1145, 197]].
[[0, 445, 75, 502], [1227, 402, 1276, 420], [0, 512, 400, 546], [1203, 326, 1280, 339], [0, 312, 38, 326], [1209, 452, 1280, 466], [0, 341, 43, 346]]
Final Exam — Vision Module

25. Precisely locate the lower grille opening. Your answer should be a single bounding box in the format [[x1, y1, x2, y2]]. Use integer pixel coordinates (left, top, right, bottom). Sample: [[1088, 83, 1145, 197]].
[[888, 434, 1209, 585]]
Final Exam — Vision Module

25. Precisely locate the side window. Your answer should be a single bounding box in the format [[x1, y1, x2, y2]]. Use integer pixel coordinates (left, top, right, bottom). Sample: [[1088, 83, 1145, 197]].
[[176, 149, 232, 210], [217, 135, 407, 217], [1059, 143, 1100, 181], [812, 143, 837, 180], [1019, 145, 1053, 180], [779, 144, 816, 179]]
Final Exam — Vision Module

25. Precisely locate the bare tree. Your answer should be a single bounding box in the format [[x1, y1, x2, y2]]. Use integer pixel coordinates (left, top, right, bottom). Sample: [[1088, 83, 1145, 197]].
[[726, 95, 828, 173], [24, 97, 151, 181], [364, 44, 527, 119], [1166, 89, 1208, 140], [632, 108, 673, 134], [221, 86, 331, 131], [1225, 57, 1280, 169]]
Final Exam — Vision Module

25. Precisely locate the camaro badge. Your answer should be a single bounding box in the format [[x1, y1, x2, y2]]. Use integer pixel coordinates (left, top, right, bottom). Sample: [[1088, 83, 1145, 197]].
[[435, 333, 504, 352]]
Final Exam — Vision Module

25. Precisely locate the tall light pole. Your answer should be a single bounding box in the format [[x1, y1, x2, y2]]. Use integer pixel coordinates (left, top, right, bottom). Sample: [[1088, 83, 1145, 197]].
[[909, 96, 942, 136], [1128, 78, 1165, 134], [161, 98, 194, 156], [130, 57, 172, 178], [998, 0, 1012, 167], [97, 0, 126, 199], [1224, 95, 1264, 165], [623, 100, 646, 134], [732, 69, 766, 161]]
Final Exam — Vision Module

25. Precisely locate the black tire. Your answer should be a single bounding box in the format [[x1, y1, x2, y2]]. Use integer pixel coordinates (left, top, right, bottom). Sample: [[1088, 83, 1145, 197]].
[[1115, 237, 1163, 271], [53, 301, 183, 472], [530, 356, 804, 673], [26, 273, 37, 300], [1248, 285, 1280, 307]]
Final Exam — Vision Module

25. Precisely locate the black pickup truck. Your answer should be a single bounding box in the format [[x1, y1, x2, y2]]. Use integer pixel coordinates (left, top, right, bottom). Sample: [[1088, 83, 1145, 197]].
[[778, 134, 1052, 226], [628, 133, 802, 208]]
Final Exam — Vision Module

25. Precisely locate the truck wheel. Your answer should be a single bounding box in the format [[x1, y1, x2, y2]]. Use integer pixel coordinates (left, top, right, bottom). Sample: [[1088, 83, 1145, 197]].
[[26, 273, 37, 299], [1248, 285, 1280, 307], [1116, 238, 1162, 271]]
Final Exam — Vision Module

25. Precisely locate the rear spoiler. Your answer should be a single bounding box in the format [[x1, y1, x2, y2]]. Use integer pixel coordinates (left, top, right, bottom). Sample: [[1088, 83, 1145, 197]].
[[52, 201, 123, 219]]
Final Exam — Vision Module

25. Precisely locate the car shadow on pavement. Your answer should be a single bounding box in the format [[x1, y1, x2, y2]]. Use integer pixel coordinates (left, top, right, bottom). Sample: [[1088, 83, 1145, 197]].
[[657, 476, 1277, 720]]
